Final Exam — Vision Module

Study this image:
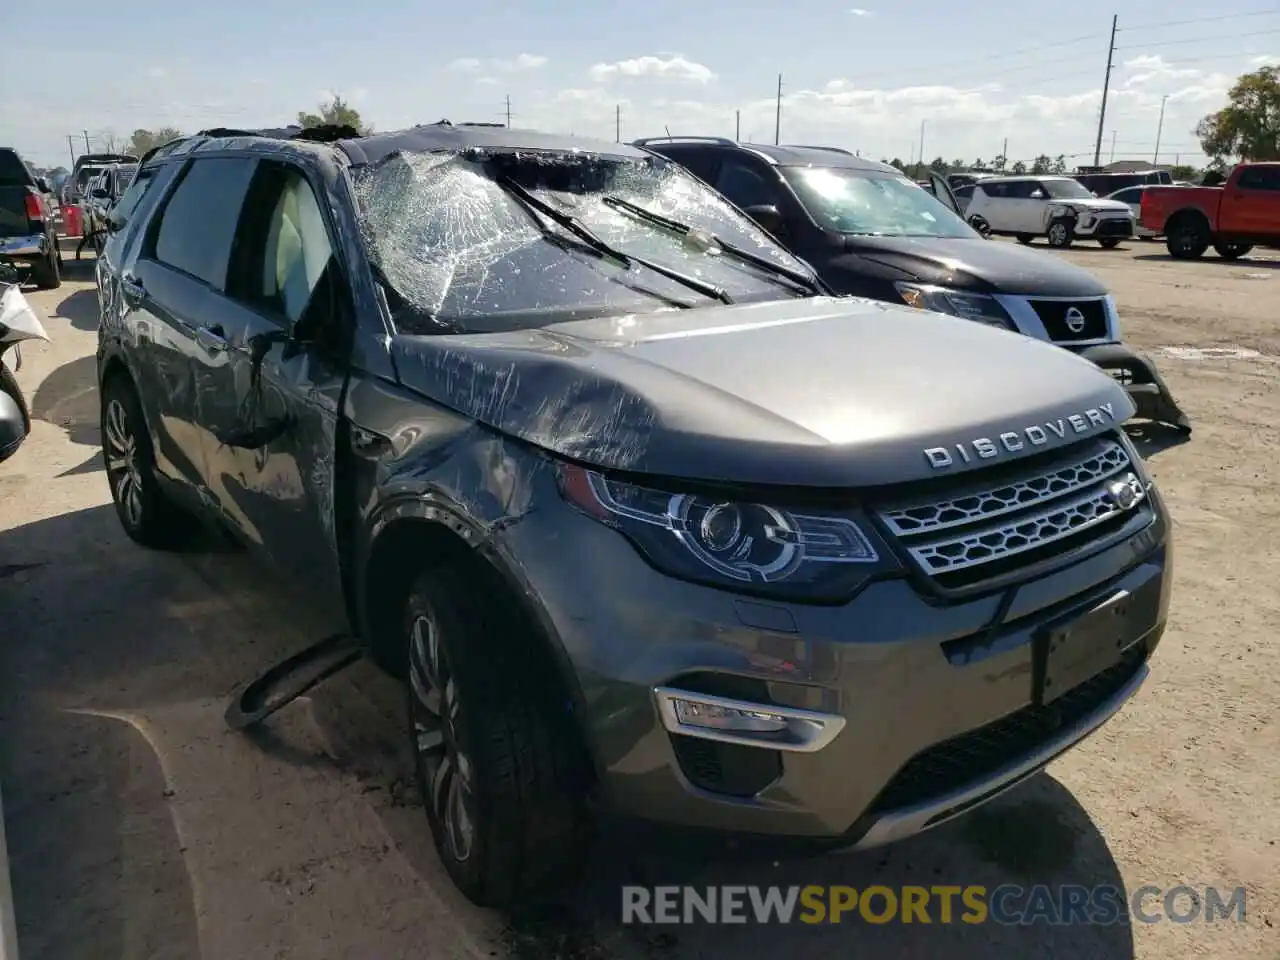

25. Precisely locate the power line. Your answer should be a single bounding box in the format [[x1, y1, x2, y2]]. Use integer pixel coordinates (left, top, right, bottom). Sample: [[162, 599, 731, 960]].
[[1116, 8, 1280, 32], [1115, 27, 1280, 50]]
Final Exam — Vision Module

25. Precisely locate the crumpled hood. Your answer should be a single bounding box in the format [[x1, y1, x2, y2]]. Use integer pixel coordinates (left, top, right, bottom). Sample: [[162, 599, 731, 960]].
[[391, 296, 1134, 488], [838, 236, 1109, 297]]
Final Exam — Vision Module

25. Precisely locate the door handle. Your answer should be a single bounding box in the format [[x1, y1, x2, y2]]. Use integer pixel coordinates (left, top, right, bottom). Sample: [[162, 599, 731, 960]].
[[120, 275, 146, 298], [196, 324, 228, 353]]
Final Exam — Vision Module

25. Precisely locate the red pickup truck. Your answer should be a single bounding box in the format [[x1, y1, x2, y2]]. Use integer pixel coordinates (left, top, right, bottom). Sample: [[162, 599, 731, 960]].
[[1140, 162, 1280, 260]]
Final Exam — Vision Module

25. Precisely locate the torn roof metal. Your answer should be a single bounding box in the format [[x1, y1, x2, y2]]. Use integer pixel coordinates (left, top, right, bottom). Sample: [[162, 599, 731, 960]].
[[338, 124, 649, 168]]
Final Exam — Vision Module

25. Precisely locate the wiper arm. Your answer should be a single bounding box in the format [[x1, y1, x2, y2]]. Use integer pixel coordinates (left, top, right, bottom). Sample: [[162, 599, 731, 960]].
[[600, 196, 830, 296], [494, 175, 733, 305]]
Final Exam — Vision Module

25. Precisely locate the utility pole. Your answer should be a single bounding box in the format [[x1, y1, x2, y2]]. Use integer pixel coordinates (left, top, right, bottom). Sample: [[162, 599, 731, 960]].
[[82, 130, 91, 152], [735, 109, 740, 141], [774, 74, 783, 145], [615, 104, 621, 142], [66, 135, 76, 165], [1110, 129, 1117, 163], [1001, 137, 1008, 169], [918, 120, 927, 174], [1093, 14, 1118, 167], [1154, 95, 1168, 163], [505, 95, 512, 128]]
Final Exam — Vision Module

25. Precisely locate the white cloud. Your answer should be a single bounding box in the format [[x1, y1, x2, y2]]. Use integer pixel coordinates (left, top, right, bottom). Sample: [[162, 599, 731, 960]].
[[588, 55, 716, 85], [849, 8, 873, 16], [448, 54, 547, 73], [146, 66, 167, 79], [476, 76, 500, 86]]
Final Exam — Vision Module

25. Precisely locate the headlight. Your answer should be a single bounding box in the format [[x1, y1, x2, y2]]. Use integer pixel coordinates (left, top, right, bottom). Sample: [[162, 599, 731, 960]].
[[893, 282, 1015, 329], [557, 465, 894, 602]]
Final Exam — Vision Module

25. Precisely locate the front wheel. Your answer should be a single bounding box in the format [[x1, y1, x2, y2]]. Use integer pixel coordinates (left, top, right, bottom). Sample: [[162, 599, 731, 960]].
[[1046, 221, 1074, 248], [1015, 234, 1035, 245], [405, 564, 593, 907], [967, 216, 991, 237], [0, 361, 31, 436], [1214, 241, 1253, 261], [1099, 238, 1122, 249]]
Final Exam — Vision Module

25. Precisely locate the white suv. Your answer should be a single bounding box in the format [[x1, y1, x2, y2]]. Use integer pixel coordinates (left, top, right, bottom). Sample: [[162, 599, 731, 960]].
[[965, 175, 1135, 249]]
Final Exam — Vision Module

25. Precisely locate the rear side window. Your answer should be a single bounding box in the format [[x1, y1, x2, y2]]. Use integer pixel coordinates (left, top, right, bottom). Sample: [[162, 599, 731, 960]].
[[978, 182, 1006, 199], [0, 150, 31, 186], [151, 157, 257, 289], [108, 167, 160, 231], [1237, 167, 1280, 191]]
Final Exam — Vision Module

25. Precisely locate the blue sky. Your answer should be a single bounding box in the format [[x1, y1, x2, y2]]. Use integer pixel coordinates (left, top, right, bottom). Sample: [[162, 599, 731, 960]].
[[3, 0, 1276, 168]]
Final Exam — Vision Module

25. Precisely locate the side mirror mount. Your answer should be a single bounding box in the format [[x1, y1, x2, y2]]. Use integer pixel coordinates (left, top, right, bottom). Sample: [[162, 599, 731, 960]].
[[743, 203, 784, 236]]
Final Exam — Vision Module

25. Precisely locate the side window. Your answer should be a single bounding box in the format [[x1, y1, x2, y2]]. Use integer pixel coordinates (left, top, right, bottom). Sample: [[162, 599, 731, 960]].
[[714, 160, 779, 209], [231, 162, 337, 328], [108, 167, 159, 230], [979, 183, 1006, 199], [151, 157, 257, 290], [655, 146, 721, 185], [1115, 188, 1141, 203], [1237, 167, 1280, 191], [1008, 181, 1039, 199]]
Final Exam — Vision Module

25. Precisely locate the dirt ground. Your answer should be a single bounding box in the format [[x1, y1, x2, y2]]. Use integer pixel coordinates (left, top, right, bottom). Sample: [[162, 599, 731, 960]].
[[0, 242, 1276, 960]]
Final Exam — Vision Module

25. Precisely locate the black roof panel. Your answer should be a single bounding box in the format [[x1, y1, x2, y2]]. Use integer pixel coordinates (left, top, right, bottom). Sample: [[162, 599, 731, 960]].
[[339, 123, 649, 167], [740, 143, 898, 172]]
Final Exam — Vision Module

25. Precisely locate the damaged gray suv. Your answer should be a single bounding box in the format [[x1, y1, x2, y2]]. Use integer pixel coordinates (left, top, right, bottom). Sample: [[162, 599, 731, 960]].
[[95, 122, 1172, 907]]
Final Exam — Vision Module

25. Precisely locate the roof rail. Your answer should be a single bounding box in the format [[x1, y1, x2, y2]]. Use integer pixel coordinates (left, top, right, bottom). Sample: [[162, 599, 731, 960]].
[[784, 144, 854, 155], [631, 136, 737, 148], [459, 122, 507, 128]]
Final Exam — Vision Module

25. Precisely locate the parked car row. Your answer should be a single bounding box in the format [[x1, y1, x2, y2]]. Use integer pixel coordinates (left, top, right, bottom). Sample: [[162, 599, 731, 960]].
[[90, 122, 1179, 908]]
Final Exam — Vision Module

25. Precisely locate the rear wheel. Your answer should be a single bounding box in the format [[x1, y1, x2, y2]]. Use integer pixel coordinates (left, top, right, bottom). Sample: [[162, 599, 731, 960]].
[[405, 563, 593, 906], [1098, 238, 1121, 249], [1166, 217, 1209, 259], [1214, 241, 1253, 261], [1015, 234, 1035, 245], [100, 374, 200, 549], [29, 242, 61, 290]]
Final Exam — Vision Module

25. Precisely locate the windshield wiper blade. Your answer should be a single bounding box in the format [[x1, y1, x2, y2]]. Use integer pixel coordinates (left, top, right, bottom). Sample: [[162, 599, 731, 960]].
[[600, 196, 829, 296], [494, 175, 733, 305]]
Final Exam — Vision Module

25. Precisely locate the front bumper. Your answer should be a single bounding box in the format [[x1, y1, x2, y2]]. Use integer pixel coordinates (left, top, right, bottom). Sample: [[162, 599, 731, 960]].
[[1074, 217, 1134, 239], [1076, 342, 1191, 432], [500, 477, 1173, 848], [0, 234, 48, 260]]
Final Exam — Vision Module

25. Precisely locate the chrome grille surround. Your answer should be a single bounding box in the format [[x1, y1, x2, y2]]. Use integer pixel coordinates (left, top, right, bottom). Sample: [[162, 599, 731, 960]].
[[875, 437, 1149, 582]]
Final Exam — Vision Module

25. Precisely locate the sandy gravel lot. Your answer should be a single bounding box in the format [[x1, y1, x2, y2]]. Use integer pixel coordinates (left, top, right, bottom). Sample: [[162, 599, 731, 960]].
[[0, 242, 1276, 960]]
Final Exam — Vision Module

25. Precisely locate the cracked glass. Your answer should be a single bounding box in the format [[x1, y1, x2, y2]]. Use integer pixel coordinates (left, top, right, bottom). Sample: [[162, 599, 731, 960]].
[[352, 150, 814, 334]]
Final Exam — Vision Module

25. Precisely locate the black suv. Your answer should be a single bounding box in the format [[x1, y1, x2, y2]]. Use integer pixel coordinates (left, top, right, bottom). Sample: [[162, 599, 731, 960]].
[[637, 137, 1189, 433], [96, 123, 1171, 906]]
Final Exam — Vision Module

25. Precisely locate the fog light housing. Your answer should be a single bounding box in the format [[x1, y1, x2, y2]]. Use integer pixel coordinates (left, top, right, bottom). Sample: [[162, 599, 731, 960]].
[[655, 686, 846, 753]]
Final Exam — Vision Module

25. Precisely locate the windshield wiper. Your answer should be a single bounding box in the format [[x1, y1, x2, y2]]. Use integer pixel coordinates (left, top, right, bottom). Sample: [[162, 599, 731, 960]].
[[494, 175, 733, 305], [600, 196, 829, 296]]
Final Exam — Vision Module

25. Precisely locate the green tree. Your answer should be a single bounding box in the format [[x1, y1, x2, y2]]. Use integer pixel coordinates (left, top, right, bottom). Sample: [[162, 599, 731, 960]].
[[298, 95, 371, 134], [992, 154, 1007, 172], [972, 157, 985, 170], [127, 127, 185, 157], [1169, 164, 1200, 181], [929, 156, 948, 172], [1051, 155, 1067, 173], [1195, 66, 1280, 162], [1030, 154, 1052, 174], [949, 157, 966, 171], [1011, 160, 1027, 174], [887, 157, 906, 171]]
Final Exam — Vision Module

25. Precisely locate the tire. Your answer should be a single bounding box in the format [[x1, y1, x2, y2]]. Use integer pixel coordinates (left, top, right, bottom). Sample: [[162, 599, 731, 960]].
[[1046, 221, 1073, 248], [1015, 234, 1035, 245], [405, 563, 592, 907], [29, 241, 61, 290], [1214, 241, 1253, 261], [1098, 238, 1121, 249], [1165, 217, 1209, 260], [967, 216, 991, 237], [100, 373, 200, 549], [0, 361, 30, 435]]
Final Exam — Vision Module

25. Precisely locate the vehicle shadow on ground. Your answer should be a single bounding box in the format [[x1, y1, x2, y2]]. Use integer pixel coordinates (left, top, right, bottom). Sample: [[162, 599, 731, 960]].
[[57, 252, 98, 283], [1125, 422, 1191, 459], [28, 354, 103, 476], [1132, 254, 1280, 269], [301, 660, 1139, 959], [49, 288, 99, 331]]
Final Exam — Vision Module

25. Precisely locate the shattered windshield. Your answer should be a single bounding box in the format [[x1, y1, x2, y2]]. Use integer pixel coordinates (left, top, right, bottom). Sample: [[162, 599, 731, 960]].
[[352, 150, 813, 333]]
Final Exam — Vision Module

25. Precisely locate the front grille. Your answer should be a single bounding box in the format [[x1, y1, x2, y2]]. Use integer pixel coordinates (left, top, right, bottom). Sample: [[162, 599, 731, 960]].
[[874, 436, 1148, 590], [867, 642, 1146, 814], [1095, 218, 1133, 238], [1028, 297, 1109, 341]]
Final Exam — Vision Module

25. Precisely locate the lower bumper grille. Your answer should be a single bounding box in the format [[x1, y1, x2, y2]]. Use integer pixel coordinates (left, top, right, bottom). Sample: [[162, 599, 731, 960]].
[[868, 642, 1147, 814], [1094, 219, 1134, 238]]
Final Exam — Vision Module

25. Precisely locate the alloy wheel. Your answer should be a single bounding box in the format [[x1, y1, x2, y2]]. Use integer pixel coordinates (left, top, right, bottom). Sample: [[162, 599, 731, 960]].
[[409, 613, 477, 862], [1048, 224, 1068, 246], [104, 397, 144, 529]]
